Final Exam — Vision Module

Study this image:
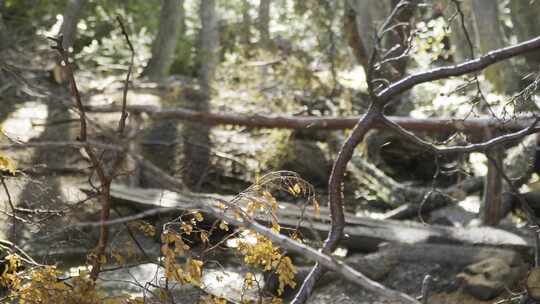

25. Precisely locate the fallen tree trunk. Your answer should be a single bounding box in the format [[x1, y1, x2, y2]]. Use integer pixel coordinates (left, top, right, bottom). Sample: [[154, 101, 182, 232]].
[[104, 184, 532, 252], [349, 153, 484, 210], [286, 242, 524, 293], [84, 104, 537, 133], [351, 134, 536, 220]]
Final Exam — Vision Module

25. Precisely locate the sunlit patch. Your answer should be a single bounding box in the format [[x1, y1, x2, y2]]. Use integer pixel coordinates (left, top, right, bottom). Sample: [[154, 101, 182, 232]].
[[469, 152, 488, 176], [332, 247, 347, 258], [2, 101, 48, 141], [36, 14, 63, 38], [337, 66, 367, 91], [202, 268, 263, 303], [458, 195, 481, 213], [226, 230, 258, 248]]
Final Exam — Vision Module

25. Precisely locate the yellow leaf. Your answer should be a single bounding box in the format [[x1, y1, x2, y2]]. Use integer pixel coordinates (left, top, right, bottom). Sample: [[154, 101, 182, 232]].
[[313, 199, 320, 218], [112, 250, 125, 266], [293, 183, 301, 194], [219, 220, 229, 231], [200, 231, 209, 243], [194, 212, 204, 222], [289, 183, 302, 196], [0, 154, 16, 174], [181, 222, 193, 235]]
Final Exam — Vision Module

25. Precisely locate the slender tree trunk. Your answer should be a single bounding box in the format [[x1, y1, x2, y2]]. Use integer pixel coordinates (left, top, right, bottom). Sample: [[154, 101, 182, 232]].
[[142, 0, 184, 82], [441, 0, 476, 62], [344, 0, 411, 80], [257, 0, 271, 48], [510, 0, 540, 66], [472, 0, 519, 94], [181, 0, 219, 190], [198, 0, 219, 93], [60, 0, 85, 50], [0, 0, 7, 50], [240, 0, 252, 47]]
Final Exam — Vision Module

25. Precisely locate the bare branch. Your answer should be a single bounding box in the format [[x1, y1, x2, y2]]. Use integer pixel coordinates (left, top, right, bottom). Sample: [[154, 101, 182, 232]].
[[377, 36, 540, 102]]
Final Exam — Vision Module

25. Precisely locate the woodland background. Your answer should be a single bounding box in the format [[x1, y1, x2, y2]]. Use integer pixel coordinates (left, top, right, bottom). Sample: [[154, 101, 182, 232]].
[[1, 0, 540, 303]]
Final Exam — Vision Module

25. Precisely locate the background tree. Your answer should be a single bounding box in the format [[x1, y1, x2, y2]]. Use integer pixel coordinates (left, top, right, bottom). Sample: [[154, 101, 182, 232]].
[[181, 0, 219, 190], [59, 0, 85, 50], [472, 0, 519, 94], [257, 0, 271, 49], [441, 0, 476, 62], [345, 1, 414, 75], [0, 0, 6, 47], [142, 0, 185, 82], [510, 0, 540, 69], [240, 0, 252, 49]]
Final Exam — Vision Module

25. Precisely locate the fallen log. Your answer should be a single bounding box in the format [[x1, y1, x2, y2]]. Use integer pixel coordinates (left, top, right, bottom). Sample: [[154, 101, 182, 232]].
[[279, 242, 525, 297], [349, 152, 484, 217], [104, 184, 532, 252], [84, 104, 537, 133]]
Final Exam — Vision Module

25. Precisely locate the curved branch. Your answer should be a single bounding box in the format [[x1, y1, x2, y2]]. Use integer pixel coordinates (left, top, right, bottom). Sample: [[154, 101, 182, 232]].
[[377, 36, 540, 102], [380, 115, 540, 155], [291, 108, 380, 303]]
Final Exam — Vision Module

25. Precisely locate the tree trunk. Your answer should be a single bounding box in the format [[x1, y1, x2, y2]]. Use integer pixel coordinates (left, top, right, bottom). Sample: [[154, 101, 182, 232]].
[[0, 0, 6, 48], [60, 0, 85, 50], [344, 0, 412, 80], [182, 0, 219, 190], [142, 0, 184, 82], [472, 0, 519, 94], [441, 0, 476, 62], [509, 0, 540, 66], [257, 0, 271, 49], [240, 0, 252, 47], [198, 0, 219, 93]]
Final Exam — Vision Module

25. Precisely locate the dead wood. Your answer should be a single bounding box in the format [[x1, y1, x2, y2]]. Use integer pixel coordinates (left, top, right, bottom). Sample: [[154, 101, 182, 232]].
[[85, 103, 537, 133], [104, 184, 532, 252]]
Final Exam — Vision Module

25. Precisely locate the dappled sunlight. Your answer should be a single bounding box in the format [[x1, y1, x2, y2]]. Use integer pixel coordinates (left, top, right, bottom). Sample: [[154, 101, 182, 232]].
[[2, 101, 48, 142]]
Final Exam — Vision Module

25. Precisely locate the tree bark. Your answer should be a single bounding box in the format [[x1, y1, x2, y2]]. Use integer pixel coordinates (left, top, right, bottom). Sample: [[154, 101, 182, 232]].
[[257, 0, 271, 48], [142, 0, 184, 82], [85, 103, 540, 133], [182, 0, 218, 190], [106, 183, 533, 252], [472, 0, 519, 94], [240, 0, 252, 47], [60, 0, 85, 50], [344, 0, 412, 80], [0, 0, 6, 49], [441, 0, 476, 62], [198, 0, 219, 94], [510, 0, 540, 66]]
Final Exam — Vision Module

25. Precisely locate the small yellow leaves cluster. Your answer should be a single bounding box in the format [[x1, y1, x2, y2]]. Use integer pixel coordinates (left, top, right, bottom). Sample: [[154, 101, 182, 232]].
[[275, 256, 296, 295], [161, 230, 190, 256], [193, 211, 204, 222], [244, 272, 254, 289], [129, 220, 156, 237], [237, 233, 296, 295], [181, 222, 193, 235], [9, 267, 106, 304], [0, 153, 16, 175], [219, 220, 229, 231], [1, 254, 22, 289], [3, 256, 146, 304], [111, 249, 125, 266], [86, 250, 107, 267], [161, 230, 203, 286], [200, 295, 227, 304], [288, 183, 302, 197]]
